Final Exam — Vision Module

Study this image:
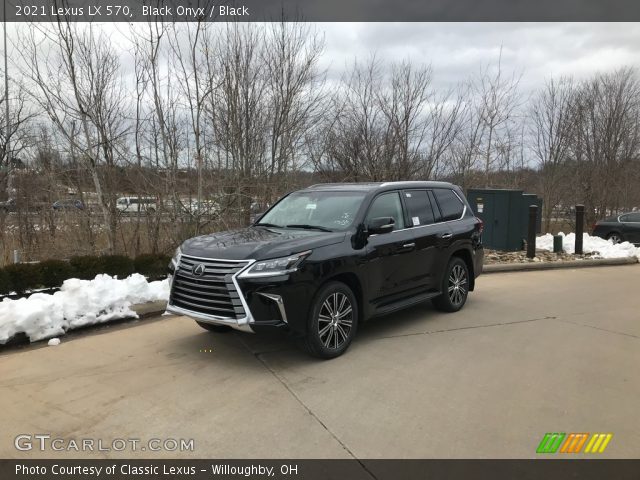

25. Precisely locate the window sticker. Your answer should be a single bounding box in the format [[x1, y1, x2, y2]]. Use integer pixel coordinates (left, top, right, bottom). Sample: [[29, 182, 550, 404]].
[[405, 193, 412, 198], [412, 216, 420, 226], [306, 204, 317, 210]]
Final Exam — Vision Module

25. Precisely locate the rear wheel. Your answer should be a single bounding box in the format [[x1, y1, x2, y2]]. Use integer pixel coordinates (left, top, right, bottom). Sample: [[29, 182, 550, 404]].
[[433, 257, 469, 312], [607, 232, 622, 244], [195, 321, 232, 333], [302, 281, 358, 359]]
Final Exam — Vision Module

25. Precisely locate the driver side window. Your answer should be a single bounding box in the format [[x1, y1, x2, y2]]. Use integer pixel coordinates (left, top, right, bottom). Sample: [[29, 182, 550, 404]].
[[365, 192, 405, 230]]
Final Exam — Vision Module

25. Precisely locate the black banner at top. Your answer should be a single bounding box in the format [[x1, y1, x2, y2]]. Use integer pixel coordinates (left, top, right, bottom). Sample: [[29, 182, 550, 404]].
[[2, 0, 640, 22]]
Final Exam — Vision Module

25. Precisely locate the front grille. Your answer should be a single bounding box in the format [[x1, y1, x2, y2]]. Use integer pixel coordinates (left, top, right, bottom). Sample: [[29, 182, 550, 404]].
[[170, 255, 249, 319]]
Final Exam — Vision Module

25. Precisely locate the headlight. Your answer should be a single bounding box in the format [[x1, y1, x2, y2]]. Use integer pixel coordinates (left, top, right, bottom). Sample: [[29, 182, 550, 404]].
[[239, 250, 312, 278], [170, 246, 182, 269]]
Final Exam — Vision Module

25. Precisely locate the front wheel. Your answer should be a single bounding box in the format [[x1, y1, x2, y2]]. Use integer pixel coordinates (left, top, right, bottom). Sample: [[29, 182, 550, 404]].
[[433, 257, 469, 312], [302, 281, 358, 359], [607, 232, 622, 244]]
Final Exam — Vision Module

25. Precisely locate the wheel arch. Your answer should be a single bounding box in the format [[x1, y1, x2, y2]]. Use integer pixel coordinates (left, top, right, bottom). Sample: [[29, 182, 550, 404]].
[[606, 230, 623, 241], [450, 248, 475, 291], [322, 272, 364, 324]]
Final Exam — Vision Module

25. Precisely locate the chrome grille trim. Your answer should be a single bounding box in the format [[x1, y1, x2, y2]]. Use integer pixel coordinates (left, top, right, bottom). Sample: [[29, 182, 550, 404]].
[[167, 255, 256, 329]]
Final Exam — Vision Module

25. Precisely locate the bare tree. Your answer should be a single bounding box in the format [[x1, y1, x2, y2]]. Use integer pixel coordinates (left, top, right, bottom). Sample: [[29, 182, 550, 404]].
[[19, 19, 128, 253], [531, 76, 576, 231], [474, 49, 522, 186], [262, 21, 325, 199], [0, 82, 36, 198], [570, 68, 640, 224]]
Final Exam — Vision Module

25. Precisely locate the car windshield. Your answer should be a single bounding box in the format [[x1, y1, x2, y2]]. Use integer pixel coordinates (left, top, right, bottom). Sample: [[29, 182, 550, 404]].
[[257, 191, 366, 231]]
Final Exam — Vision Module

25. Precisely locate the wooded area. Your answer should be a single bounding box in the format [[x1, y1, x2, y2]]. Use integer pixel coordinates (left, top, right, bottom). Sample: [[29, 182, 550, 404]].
[[1, 20, 639, 265]]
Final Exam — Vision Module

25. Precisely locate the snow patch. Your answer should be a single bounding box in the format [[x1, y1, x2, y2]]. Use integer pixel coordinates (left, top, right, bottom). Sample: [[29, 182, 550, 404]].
[[537, 232, 640, 260], [47, 338, 61, 346], [0, 274, 169, 345]]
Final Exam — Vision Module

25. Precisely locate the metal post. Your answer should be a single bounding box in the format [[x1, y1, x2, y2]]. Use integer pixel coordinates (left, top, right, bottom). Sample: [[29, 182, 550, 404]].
[[575, 204, 584, 255], [527, 205, 537, 259], [3, 3, 10, 199], [3, 1, 8, 157]]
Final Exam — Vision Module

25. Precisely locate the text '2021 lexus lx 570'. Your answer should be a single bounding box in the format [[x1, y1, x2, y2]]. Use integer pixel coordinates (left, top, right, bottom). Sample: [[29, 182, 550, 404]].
[[167, 182, 484, 358]]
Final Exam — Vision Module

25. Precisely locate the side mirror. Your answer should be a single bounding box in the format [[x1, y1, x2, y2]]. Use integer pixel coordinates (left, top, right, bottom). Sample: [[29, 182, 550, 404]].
[[367, 217, 395, 235]]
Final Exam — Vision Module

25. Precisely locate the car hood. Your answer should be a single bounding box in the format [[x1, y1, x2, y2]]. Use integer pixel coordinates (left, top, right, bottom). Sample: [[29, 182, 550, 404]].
[[180, 227, 347, 260]]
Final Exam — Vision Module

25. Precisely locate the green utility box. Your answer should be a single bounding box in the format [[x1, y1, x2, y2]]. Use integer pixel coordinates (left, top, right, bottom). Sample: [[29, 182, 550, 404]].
[[467, 189, 543, 251]]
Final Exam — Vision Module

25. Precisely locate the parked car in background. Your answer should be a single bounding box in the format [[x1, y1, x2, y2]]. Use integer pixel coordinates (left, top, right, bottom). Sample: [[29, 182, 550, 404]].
[[0, 198, 16, 212], [52, 199, 85, 210], [167, 181, 484, 359], [592, 212, 640, 245], [116, 196, 157, 214]]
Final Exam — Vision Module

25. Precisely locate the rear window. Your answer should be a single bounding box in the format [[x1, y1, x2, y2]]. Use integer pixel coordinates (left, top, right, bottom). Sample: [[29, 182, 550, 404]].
[[433, 189, 464, 222], [403, 190, 435, 227], [621, 213, 640, 222]]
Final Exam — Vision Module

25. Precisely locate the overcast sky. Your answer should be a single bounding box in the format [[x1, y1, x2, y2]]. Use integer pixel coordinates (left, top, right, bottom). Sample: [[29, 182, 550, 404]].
[[5, 22, 640, 94], [316, 23, 640, 92]]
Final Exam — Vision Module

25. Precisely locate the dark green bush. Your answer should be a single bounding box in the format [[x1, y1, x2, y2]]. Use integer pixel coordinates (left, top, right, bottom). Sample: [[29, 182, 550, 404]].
[[0, 268, 11, 295], [69, 255, 105, 280], [134, 253, 171, 279], [0, 252, 169, 298], [4, 263, 42, 294], [38, 259, 75, 289], [101, 255, 135, 279]]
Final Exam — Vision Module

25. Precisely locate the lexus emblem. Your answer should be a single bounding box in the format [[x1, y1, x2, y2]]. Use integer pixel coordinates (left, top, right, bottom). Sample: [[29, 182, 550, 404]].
[[192, 263, 206, 276]]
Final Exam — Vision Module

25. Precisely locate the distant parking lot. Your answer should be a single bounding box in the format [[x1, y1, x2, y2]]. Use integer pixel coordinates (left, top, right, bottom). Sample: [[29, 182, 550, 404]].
[[1, 265, 639, 459]]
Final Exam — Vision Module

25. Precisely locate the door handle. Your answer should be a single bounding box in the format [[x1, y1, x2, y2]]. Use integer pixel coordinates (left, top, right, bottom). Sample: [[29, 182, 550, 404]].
[[402, 242, 416, 249], [440, 233, 453, 240]]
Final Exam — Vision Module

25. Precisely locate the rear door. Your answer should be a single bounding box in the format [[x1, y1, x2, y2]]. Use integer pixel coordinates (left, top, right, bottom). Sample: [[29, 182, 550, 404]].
[[620, 213, 640, 244], [364, 191, 418, 307], [401, 189, 449, 294]]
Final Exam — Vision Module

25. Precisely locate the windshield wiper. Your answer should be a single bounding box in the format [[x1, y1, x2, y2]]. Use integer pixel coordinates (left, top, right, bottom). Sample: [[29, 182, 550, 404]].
[[255, 222, 283, 228], [286, 224, 333, 232]]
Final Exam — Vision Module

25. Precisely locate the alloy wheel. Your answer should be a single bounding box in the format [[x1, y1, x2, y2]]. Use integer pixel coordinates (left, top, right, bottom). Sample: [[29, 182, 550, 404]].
[[448, 264, 468, 306], [318, 292, 353, 350]]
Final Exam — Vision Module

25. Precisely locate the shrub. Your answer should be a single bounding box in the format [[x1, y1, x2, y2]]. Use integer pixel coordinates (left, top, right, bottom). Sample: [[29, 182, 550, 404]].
[[101, 255, 135, 279], [134, 253, 171, 279], [69, 255, 105, 280], [4, 263, 42, 294], [0, 268, 11, 295], [38, 259, 75, 289]]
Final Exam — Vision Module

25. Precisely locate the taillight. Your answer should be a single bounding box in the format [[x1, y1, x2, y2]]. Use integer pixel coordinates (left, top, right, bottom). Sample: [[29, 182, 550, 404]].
[[476, 217, 484, 234], [591, 223, 597, 233]]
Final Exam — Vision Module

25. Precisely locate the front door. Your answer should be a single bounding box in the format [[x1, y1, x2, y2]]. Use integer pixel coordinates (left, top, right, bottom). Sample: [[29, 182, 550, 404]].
[[363, 191, 417, 308]]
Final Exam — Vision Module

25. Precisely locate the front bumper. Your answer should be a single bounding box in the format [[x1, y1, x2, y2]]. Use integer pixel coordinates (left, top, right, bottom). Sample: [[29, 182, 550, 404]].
[[166, 256, 314, 335]]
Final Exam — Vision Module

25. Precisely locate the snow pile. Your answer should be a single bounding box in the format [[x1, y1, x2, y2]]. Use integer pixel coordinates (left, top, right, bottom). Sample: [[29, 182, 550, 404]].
[[537, 232, 640, 259], [0, 274, 169, 344]]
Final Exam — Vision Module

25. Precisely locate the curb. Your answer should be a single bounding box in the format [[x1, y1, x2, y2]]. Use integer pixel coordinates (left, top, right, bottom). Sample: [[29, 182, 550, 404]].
[[483, 256, 639, 273]]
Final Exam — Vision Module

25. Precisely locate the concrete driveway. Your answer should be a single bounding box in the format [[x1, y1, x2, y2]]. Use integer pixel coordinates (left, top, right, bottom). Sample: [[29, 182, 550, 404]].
[[1, 265, 639, 459]]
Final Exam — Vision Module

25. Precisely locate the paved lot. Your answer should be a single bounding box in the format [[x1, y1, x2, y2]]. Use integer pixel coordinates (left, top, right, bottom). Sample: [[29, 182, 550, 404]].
[[1, 265, 639, 459]]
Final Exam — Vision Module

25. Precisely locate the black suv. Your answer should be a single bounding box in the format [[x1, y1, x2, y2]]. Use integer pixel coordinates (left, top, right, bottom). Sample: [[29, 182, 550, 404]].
[[167, 182, 484, 358]]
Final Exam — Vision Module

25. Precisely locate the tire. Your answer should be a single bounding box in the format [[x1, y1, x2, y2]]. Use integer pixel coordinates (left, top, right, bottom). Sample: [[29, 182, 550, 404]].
[[607, 232, 622, 244], [302, 281, 358, 359], [433, 257, 470, 313], [195, 321, 233, 333]]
